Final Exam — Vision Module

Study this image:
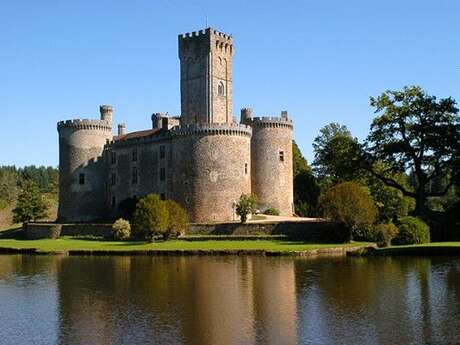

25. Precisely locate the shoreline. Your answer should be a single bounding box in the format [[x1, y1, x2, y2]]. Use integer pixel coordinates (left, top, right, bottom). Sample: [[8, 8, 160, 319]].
[[0, 245, 371, 257]]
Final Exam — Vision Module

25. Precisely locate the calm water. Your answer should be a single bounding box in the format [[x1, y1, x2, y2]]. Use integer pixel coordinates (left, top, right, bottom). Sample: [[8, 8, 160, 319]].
[[0, 255, 460, 345]]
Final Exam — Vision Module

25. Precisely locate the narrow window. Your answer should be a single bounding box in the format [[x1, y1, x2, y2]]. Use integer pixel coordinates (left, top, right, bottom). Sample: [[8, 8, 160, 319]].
[[160, 167, 166, 181], [79, 173, 85, 185], [160, 145, 166, 159], [218, 81, 225, 96], [132, 167, 138, 184], [244, 163, 248, 175], [132, 148, 138, 162], [111, 151, 117, 165], [160, 193, 166, 201], [111, 173, 116, 186], [279, 151, 285, 162], [111, 196, 116, 207]]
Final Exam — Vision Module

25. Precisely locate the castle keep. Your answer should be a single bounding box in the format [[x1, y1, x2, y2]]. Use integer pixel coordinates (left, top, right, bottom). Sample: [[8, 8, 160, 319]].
[[57, 28, 293, 223]]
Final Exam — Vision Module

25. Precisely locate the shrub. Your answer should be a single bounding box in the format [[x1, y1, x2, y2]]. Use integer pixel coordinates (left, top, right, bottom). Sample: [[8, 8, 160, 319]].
[[132, 194, 169, 241], [263, 208, 280, 216], [319, 181, 378, 241], [164, 200, 189, 239], [236, 194, 257, 223], [112, 218, 131, 240], [393, 216, 430, 245], [375, 223, 399, 247]]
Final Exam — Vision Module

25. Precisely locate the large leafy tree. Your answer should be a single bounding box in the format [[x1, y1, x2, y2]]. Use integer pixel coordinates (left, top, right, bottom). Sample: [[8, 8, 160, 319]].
[[312, 123, 362, 185], [364, 86, 460, 215]]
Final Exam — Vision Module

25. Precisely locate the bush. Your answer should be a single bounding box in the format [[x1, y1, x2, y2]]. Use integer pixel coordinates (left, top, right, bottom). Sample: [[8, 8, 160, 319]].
[[319, 181, 378, 241], [112, 218, 131, 240], [132, 194, 169, 241], [236, 194, 257, 223], [375, 223, 399, 247], [263, 208, 280, 216], [164, 200, 189, 239], [393, 216, 430, 245]]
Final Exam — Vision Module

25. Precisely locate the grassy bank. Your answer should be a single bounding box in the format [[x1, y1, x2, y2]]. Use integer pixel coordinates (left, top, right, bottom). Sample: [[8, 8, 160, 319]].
[[0, 236, 369, 254], [370, 242, 460, 256]]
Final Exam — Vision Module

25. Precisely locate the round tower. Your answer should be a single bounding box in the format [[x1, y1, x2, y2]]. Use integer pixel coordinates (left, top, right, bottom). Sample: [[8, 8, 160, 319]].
[[99, 105, 113, 124], [57, 106, 114, 222], [250, 113, 294, 215], [170, 123, 252, 222]]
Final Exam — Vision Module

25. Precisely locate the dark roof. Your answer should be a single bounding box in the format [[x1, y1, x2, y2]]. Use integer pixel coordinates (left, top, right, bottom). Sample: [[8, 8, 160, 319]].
[[114, 128, 162, 142]]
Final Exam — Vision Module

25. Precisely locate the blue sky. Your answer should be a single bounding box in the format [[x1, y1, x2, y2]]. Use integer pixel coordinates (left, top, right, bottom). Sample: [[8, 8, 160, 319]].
[[1, 0, 458, 167]]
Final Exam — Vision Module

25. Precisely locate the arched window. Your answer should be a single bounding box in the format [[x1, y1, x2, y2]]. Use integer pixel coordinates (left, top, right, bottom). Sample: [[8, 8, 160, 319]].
[[218, 81, 225, 96]]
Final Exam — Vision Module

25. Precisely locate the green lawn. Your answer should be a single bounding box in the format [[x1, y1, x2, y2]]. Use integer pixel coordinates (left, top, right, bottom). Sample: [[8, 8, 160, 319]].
[[0, 236, 369, 253]]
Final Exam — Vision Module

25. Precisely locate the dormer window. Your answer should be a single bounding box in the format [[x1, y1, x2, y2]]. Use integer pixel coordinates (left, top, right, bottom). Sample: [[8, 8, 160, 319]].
[[218, 81, 225, 96]]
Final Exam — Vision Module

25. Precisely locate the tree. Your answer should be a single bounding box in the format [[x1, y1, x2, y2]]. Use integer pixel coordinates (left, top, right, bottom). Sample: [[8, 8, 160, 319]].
[[294, 172, 320, 217], [293, 141, 311, 177], [12, 181, 48, 223], [235, 194, 257, 223], [364, 162, 414, 222], [164, 199, 189, 238], [292, 141, 320, 216], [132, 194, 169, 241], [319, 181, 377, 241], [364, 86, 460, 215], [313, 123, 362, 185]]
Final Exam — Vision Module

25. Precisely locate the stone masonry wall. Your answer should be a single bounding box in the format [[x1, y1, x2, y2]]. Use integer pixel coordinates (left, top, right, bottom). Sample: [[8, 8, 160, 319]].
[[170, 125, 251, 222], [251, 118, 294, 215], [179, 28, 233, 125], [58, 121, 112, 222]]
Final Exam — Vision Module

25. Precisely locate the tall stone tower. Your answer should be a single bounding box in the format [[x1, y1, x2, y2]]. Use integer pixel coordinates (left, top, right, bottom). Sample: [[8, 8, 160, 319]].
[[178, 28, 233, 125], [57, 106, 113, 222]]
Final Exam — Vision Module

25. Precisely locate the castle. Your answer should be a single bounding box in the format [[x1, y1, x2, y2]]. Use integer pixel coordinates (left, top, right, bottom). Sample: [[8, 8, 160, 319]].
[[57, 28, 293, 223]]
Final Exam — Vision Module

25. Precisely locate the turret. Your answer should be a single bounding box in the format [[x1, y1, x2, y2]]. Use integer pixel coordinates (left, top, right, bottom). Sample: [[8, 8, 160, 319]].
[[57, 106, 114, 222], [100, 105, 113, 124], [117, 123, 126, 136], [249, 111, 294, 215], [240, 107, 253, 124]]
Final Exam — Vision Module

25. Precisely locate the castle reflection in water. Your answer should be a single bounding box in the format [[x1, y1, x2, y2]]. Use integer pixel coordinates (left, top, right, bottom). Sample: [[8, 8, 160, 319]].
[[0, 255, 459, 345]]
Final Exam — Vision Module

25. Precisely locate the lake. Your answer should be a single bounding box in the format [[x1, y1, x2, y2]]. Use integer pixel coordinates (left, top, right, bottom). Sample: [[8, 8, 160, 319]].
[[0, 255, 459, 345]]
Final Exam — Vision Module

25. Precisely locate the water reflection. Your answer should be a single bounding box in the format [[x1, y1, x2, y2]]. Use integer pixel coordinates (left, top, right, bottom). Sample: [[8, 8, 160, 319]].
[[0, 255, 459, 345]]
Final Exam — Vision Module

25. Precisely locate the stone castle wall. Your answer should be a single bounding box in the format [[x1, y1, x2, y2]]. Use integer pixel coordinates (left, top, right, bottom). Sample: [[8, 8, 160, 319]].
[[105, 123, 252, 223], [57, 119, 112, 222], [170, 124, 252, 222], [105, 132, 173, 218], [250, 117, 294, 215], [57, 29, 295, 223]]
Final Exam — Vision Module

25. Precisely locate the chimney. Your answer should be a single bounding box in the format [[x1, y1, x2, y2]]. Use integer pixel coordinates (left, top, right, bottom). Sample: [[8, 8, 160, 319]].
[[162, 117, 169, 130], [117, 123, 126, 136]]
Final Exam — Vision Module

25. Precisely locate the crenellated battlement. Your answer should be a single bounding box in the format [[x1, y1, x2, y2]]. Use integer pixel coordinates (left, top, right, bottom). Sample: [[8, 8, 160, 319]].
[[178, 28, 232, 41], [249, 117, 293, 129], [170, 123, 252, 137], [57, 119, 112, 132]]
